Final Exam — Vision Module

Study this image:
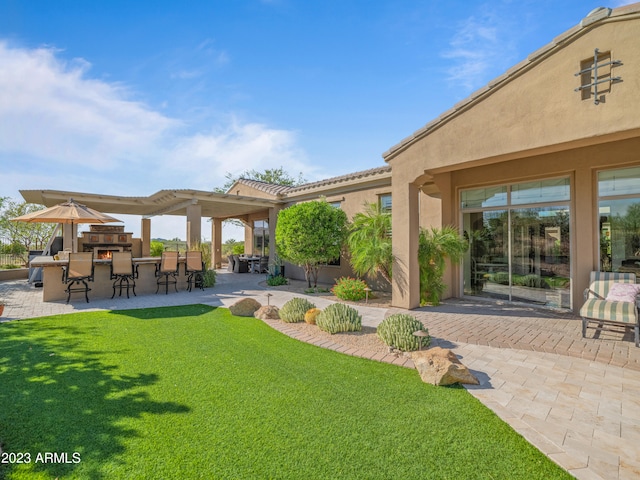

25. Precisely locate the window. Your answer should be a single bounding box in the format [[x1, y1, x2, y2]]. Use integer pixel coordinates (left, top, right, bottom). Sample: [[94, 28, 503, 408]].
[[577, 50, 615, 103], [253, 220, 269, 256], [460, 186, 507, 209], [598, 167, 640, 274], [379, 194, 392, 213], [461, 177, 571, 309]]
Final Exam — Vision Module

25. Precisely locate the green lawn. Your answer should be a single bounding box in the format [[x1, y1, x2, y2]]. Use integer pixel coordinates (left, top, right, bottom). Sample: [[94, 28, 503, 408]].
[[0, 306, 571, 479]]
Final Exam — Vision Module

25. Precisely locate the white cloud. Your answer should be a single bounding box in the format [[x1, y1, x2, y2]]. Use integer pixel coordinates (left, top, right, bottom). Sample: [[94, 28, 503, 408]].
[[170, 119, 313, 190], [0, 41, 314, 238], [0, 41, 176, 170], [442, 11, 516, 91]]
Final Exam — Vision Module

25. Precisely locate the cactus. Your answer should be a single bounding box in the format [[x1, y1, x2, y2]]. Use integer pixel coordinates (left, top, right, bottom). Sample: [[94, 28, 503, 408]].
[[316, 303, 362, 334], [304, 308, 322, 325], [279, 297, 316, 323], [377, 314, 429, 352]]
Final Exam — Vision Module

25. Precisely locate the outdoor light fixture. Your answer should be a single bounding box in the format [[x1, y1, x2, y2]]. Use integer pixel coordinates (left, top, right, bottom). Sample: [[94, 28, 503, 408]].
[[413, 330, 429, 350]]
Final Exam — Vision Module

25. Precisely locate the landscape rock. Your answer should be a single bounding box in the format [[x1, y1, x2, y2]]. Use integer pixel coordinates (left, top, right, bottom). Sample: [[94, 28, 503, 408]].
[[229, 298, 262, 317], [412, 347, 479, 386], [254, 305, 280, 320]]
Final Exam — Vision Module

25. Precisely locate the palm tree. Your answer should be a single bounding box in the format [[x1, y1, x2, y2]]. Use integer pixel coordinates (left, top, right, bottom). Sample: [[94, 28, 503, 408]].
[[418, 226, 468, 306], [346, 202, 392, 283]]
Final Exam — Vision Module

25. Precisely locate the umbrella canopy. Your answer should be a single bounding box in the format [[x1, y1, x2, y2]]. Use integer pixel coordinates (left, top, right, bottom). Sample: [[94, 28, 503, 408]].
[[10, 198, 122, 224], [11, 199, 122, 253]]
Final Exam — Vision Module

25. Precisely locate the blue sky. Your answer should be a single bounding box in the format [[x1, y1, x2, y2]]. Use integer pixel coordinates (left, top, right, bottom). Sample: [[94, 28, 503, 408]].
[[0, 0, 635, 240]]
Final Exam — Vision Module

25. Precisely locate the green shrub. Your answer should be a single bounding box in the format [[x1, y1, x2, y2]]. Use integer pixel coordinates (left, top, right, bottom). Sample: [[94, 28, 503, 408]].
[[491, 271, 510, 285], [232, 244, 245, 255], [0, 264, 21, 270], [377, 314, 429, 352], [520, 274, 549, 289], [150, 241, 164, 257], [316, 303, 362, 334], [305, 287, 330, 294], [266, 275, 288, 286], [279, 297, 316, 323], [202, 269, 217, 288], [304, 308, 322, 325], [331, 277, 368, 301]]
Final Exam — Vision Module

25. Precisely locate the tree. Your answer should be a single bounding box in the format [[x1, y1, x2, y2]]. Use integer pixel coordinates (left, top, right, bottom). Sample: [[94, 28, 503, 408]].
[[275, 200, 348, 287], [346, 202, 392, 283], [418, 226, 468, 306], [0, 200, 56, 261], [214, 167, 306, 193], [222, 238, 243, 256]]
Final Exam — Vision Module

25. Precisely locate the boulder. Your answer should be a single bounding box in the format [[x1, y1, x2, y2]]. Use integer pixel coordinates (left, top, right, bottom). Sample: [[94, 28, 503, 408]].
[[229, 298, 262, 317], [412, 347, 479, 386], [254, 305, 280, 320]]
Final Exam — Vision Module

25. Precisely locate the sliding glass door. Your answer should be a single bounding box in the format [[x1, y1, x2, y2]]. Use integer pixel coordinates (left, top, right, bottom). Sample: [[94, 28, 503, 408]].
[[598, 167, 640, 275], [462, 178, 571, 309], [510, 207, 570, 307]]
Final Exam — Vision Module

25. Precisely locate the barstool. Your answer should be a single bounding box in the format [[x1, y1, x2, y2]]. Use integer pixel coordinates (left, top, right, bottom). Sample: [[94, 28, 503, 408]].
[[110, 251, 138, 298]]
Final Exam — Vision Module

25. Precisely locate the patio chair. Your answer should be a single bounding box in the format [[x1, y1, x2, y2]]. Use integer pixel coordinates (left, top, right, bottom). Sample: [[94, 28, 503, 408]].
[[227, 255, 235, 272], [258, 256, 269, 274], [580, 271, 640, 347], [185, 250, 205, 292], [62, 252, 94, 304], [110, 251, 138, 299], [232, 255, 249, 273], [155, 251, 179, 294]]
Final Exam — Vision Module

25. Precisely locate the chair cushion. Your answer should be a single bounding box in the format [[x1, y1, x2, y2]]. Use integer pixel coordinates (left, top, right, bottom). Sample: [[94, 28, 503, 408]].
[[580, 298, 638, 325], [605, 283, 640, 303]]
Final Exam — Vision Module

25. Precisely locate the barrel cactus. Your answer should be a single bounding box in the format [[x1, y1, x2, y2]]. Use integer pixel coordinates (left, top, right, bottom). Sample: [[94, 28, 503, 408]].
[[279, 297, 316, 323], [316, 303, 362, 334], [304, 308, 322, 325], [377, 314, 430, 352]]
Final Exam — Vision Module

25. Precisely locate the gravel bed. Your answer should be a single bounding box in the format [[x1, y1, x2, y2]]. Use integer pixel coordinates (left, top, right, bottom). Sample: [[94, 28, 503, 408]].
[[278, 321, 397, 356]]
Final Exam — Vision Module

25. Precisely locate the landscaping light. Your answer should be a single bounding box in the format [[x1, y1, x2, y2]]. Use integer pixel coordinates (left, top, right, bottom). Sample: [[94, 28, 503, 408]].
[[413, 330, 429, 350]]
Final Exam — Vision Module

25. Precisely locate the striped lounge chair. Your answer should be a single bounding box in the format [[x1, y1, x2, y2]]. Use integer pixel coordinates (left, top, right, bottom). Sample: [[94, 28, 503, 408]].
[[580, 271, 639, 347]]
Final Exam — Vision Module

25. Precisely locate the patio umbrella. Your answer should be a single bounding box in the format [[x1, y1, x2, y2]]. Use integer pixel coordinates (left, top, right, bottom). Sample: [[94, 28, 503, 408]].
[[10, 198, 122, 252]]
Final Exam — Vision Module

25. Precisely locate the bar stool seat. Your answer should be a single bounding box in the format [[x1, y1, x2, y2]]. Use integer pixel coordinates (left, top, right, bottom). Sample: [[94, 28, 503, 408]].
[[62, 252, 94, 303], [110, 251, 138, 298], [185, 251, 206, 292], [156, 252, 179, 294]]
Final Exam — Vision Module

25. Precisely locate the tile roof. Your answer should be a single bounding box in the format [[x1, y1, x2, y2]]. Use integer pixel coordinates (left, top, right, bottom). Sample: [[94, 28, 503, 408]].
[[234, 179, 295, 196], [234, 165, 392, 198], [286, 165, 391, 194]]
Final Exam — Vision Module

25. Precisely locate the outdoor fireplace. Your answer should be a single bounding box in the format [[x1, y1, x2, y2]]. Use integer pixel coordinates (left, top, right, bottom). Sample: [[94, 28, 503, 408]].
[[81, 225, 132, 259]]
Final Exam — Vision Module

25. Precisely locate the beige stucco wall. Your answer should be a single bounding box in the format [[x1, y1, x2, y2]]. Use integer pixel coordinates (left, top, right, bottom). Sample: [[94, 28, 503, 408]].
[[386, 12, 640, 311]]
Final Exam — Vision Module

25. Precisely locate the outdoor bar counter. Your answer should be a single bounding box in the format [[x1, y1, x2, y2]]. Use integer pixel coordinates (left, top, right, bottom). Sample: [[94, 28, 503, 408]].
[[30, 255, 192, 302]]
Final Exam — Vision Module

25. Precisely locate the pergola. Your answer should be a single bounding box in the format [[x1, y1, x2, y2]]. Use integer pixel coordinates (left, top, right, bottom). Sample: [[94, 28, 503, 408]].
[[20, 189, 281, 267]]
